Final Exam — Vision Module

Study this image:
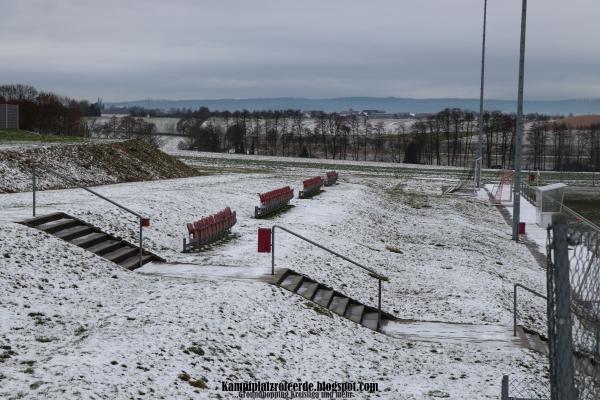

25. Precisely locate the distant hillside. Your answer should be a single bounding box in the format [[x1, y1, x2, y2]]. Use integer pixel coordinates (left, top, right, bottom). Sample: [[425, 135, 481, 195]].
[[106, 97, 600, 115], [554, 114, 600, 128]]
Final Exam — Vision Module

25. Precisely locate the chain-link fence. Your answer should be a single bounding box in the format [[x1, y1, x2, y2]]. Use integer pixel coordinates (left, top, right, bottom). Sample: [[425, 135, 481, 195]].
[[501, 375, 550, 400], [547, 215, 600, 400]]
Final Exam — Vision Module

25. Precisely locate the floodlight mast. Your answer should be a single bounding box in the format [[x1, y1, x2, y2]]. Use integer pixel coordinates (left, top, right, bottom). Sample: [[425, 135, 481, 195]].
[[512, 0, 528, 241], [476, 0, 488, 189]]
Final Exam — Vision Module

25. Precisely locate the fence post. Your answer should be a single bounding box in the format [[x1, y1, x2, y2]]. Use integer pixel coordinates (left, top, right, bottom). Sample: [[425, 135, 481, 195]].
[[551, 214, 576, 400], [139, 219, 143, 269], [378, 279, 382, 331], [32, 161, 36, 217], [501, 375, 509, 400], [271, 227, 275, 275]]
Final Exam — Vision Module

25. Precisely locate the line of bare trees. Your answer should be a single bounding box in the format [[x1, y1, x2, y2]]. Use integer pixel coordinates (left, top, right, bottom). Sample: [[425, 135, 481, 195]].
[[0, 84, 100, 135], [177, 107, 600, 172]]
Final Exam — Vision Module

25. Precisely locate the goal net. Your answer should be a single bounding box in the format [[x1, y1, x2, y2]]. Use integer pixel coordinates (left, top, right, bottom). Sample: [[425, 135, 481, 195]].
[[490, 170, 514, 204], [443, 158, 480, 196]]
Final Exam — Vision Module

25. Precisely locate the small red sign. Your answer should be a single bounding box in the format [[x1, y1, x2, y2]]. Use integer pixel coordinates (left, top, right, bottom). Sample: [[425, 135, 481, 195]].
[[518, 222, 526, 235], [141, 218, 151, 227], [258, 228, 272, 253]]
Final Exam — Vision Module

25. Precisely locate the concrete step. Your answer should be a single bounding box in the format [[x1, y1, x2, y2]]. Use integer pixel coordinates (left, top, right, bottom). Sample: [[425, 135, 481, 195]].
[[70, 232, 109, 248], [120, 254, 154, 270], [516, 325, 549, 355], [37, 218, 79, 233], [104, 246, 139, 263], [296, 281, 319, 300], [280, 273, 304, 292], [329, 296, 350, 316], [361, 312, 379, 330], [54, 225, 94, 241], [312, 288, 334, 308], [344, 303, 365, 324], [20, 212, 66, 227], [87, 240, 124, 255]]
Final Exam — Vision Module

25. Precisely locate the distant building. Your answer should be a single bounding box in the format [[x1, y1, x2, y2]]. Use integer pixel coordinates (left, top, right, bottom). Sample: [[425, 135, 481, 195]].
[[0, 104, 19, 129]]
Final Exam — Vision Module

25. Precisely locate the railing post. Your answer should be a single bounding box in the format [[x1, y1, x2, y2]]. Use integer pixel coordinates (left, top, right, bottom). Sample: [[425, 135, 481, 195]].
[[551, 216, 576, 400], [501, 375, 509, 400], [378, 279, 382, 331], [139, 218, 143, 269], [32, 161, 36, 217], [513, 284, 518, 336], [271, 227, 275, 275]]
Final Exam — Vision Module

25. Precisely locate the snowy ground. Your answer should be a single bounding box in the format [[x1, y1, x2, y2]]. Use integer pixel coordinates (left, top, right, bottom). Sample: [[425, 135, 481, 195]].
[[0, 156, 549, 399]]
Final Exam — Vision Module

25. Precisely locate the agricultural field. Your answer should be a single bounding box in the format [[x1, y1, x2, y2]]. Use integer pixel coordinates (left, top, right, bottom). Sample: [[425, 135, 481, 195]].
[[0, 149, 550, 399]]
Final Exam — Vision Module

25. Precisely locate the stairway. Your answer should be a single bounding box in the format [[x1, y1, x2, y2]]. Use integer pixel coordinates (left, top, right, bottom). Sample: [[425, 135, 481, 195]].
[[271, 268, 394, 331], [20, 212, 163, 270]]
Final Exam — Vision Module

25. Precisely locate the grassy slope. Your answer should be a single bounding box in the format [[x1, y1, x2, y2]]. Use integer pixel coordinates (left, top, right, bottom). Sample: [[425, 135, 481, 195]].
[[0, 129, 88, 143]]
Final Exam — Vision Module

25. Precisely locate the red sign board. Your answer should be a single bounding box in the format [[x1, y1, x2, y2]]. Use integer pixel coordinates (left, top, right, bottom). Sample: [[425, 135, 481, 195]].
[[258, 228, 271, 253], [141, 218, 151, 227]]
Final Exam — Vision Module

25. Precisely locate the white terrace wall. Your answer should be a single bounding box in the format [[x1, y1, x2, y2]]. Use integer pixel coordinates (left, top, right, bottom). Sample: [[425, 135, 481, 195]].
[[0, 104, 19, 129]]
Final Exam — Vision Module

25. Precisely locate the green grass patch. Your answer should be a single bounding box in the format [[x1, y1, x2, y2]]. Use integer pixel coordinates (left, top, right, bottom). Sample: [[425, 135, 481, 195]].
[[0, 129, 88, 143], [385, 246, 403, 254]]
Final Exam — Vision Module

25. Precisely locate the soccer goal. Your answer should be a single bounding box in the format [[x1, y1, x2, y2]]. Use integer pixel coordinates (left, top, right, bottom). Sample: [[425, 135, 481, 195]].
[[443, 158, 480, 196], [490, 170, 514, 204]]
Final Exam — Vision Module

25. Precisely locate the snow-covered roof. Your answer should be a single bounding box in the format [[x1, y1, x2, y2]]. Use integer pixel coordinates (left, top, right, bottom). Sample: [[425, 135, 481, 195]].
[[537, 182, 567, 192]]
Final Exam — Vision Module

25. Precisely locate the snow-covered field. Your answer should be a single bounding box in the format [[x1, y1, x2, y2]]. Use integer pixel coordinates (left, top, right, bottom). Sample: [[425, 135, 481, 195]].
[[0, 154, 548, 399]]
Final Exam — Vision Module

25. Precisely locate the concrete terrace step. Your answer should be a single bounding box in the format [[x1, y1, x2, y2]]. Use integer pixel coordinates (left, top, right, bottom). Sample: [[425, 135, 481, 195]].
[[312, 288, 334, 308], [280, 273, 304, 292], [20, 212, 68, 227], [271, 269, 393, 332], [361, 312, 379, 330], [104, 246, 139, 263], [120, 254, 155, 270], [19, 212, 163, 271], [296, 281, 319, 300], [344, 303, 365, 323], [54, 225, 94, 240], [70, 232, 109, 248], [37, 218, 79, 233], [516, 325, 549, 355], [86, 240, 124, 255], [329, 296, 350, 316]]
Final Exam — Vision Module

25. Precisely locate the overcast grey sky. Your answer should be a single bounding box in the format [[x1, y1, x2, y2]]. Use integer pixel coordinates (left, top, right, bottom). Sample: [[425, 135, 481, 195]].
[[0, 0, 598, 101]]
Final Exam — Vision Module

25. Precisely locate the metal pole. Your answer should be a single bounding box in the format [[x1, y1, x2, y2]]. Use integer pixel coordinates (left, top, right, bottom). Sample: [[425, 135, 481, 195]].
[[139, 219, 143, 269], [477, 0, 488, 188], [271, 228, 275, 275], [378, 279, 382, 331], [32, 162, 36, 217], [512, 0, 528, 241], [552, 217, 576, 400]]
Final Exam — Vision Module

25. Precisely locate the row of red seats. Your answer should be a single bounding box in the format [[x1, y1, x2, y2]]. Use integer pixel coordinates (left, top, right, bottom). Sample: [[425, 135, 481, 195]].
[[303, 176, 324, 191], [325, 171, 338, 186], [259, 186, 294, 206], [186, 207, 237, 244]]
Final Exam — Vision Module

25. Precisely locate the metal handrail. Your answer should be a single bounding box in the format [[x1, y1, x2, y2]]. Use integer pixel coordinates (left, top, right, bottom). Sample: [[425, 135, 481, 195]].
[[32, 161, 147, 269], [270, 225, 389, 331], [513, 283, 547, 336], [562, 204, 600, 233]]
